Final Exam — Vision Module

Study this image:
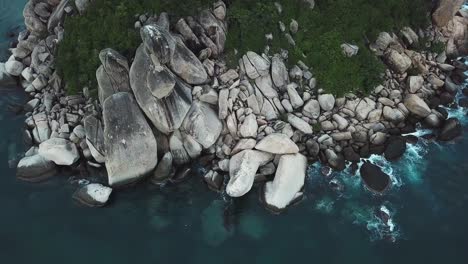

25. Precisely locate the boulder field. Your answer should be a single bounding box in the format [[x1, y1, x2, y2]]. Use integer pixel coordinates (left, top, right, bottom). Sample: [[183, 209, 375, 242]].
[[10, 0, 468, 211]]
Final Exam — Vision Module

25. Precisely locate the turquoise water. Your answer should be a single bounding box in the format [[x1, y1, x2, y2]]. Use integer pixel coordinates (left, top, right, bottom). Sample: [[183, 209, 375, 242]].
[[1, 1, 468, 263]]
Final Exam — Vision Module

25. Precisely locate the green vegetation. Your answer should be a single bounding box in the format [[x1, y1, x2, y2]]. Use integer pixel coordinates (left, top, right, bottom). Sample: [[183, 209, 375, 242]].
[[57, 0, 433, 96], [226, 0, 433, 96], [56, 0, 212, 94]]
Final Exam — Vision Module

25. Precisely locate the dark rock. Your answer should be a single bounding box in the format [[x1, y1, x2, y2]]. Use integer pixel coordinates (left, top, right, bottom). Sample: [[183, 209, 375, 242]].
[[404, 135, 419, 144], [459, 98, 468, 108], [359, 162, 391, 193], [436, 106, 449, 119], [384, 136, 407, 161], [438, 118, 462, 141], [462, 88, 468, 97], [440, 92, 455, 106], [369, 144, 385, 155], [428, 96, 441, 108], [343, 146, 360, 162]]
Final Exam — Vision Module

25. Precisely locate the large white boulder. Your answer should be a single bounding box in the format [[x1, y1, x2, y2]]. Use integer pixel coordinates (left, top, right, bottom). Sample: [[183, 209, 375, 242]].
[[255, 133, 299, 154], [226, 150, 273, 197], [38, 138, 80, 166], [263, 153, 307, 212]]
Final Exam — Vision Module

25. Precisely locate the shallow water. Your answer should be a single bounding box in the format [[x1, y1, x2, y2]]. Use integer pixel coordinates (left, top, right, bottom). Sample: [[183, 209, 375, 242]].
[[1, 1, 468, 263]]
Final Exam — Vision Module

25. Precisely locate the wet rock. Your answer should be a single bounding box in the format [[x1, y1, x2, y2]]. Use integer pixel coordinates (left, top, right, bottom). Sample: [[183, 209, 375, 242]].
[[169, 131, 191, 165], [151, 152, 173, 184], [5, 60, 24, 76], [73, 183, 112, 207], [84, 116, 105, 163], [384, 136, 406, 161], [204, 170, 224, 192], [360, 162, 391, 193], [438, 118, 462, 141], [255, 133, 299, 154], [201, 200, 233, 246], [103, 92, 158, 186], [263, 153, 307, 212], [16, 154, 56, 182], [325, 149, 345, 171]]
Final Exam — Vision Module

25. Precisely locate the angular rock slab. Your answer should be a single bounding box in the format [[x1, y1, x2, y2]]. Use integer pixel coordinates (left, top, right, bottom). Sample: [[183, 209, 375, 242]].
[[263, 153, 307, 212], [404, 94, 431, 118], [96, 48, 132, 104], [255, 133, 299, 154], [130, 44, 192, 134], [226, 150, 273, 197], [182, 102, 222, 149], [141, 25, 208, 85], [103, 92, 158, 186], [38, 138, 80, 166]]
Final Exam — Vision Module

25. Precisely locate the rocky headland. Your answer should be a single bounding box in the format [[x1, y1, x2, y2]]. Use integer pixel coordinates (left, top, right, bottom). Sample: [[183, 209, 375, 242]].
[[3, 0, 467, 212]]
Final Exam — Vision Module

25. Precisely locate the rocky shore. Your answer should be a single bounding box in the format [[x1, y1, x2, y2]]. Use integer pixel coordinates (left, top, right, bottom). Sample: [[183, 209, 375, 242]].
[[3, 0, 467, 212]]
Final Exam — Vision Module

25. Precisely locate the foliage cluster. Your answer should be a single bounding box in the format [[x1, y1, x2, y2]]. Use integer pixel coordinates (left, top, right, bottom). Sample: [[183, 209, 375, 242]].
[[56, 0, 212, 94], [226, 0, 433, 96]]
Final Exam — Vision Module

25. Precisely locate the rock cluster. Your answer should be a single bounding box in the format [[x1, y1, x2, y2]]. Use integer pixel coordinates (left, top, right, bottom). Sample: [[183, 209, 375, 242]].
[[9, 0, 468, 212]]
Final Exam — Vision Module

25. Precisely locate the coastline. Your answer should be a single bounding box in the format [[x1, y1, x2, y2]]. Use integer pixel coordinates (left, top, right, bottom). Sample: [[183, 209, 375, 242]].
[[3, 0, 467, 215]]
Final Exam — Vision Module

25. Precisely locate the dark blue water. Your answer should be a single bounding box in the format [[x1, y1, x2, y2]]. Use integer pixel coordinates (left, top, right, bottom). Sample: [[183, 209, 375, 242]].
[[1, 1, 468, 263]]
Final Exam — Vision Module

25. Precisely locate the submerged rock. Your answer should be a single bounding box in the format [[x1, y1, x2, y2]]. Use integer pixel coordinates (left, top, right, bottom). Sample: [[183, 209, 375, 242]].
[[84, 116, 106, 163], [263, 153, 307, 212], [103, 92, 158, 186], [384, 137, 407, 161], [141, 24, 207, 85], [438, 118, 462, 141], [359, 162, 391, 193], [201, 200, 233, 246], [16, 154, 56, 182], [73, 183, 112, 207]]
